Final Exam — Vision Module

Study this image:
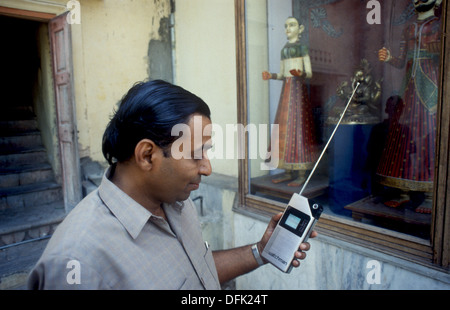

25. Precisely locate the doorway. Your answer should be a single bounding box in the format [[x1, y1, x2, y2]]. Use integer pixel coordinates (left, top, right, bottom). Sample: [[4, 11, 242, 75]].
[[0, 10, 80, 288], [0, 15, 66, 219]]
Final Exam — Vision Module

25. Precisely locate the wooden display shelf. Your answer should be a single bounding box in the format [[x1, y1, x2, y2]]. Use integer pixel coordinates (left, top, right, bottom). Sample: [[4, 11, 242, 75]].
[[250, 173, 328, 201], [344, 195, 431, 226]]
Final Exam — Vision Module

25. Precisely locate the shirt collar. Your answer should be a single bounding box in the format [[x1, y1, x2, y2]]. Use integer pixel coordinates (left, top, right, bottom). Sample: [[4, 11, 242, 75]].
[[98, 166, 152, 239], [98, 166, 186, 239]]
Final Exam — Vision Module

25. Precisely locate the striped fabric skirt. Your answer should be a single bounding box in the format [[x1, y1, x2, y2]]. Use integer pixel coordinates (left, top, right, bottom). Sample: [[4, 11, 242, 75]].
[[376, 59, 437, 192], [271, 77, 319, 171]]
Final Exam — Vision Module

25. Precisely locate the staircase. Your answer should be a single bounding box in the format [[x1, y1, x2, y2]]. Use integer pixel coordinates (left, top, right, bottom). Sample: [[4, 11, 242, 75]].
[[0, 102, 66, 289]]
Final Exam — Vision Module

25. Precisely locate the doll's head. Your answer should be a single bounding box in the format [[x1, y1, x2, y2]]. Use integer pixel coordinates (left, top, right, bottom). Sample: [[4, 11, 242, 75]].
[[285, 17, 305, 42], [412, 0, 442, 13]]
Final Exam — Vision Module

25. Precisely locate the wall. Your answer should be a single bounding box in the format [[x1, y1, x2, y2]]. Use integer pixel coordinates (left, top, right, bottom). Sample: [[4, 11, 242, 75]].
[[175, 0, 238, 177], [72, 0, 172, 162]]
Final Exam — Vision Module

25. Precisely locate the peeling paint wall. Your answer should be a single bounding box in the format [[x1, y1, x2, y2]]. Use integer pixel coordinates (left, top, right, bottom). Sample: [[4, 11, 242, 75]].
[[72, 0, 172, 162], [148, 16, 173, 82]]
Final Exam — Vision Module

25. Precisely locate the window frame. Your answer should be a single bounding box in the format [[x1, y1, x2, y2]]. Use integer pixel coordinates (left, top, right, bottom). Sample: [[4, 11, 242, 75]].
[[234, 0, 449, 269]]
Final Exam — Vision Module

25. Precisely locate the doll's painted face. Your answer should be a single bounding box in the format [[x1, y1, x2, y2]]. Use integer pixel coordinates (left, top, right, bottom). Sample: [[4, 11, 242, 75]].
[[285, 17, 304, 42], [413, 0, 437, 12]]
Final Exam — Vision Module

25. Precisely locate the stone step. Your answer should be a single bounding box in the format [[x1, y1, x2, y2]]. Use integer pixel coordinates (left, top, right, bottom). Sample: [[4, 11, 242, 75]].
[[0, 200, 65, 247], [0, 182, 63, 211], [0, 131, 42, 150], [0, 104, 66, 289], [0, 237, 50, 289], [0, 147, 47, 165], [0, 200, 66, 290], [0, 163, 54, 188], [0, 119, 39, 134]]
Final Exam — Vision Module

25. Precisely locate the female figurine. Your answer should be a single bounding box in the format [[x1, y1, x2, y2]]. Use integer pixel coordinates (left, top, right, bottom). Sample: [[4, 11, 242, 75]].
[[262, 17, 319, 187]]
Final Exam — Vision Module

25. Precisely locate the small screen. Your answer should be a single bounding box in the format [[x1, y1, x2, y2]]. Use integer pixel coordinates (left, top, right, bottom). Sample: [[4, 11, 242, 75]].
[[284, 214, 301, 229]]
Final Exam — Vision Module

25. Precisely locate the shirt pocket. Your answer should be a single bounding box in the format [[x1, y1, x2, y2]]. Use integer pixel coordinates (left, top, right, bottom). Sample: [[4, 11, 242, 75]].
[[200, 243, 220, 289]]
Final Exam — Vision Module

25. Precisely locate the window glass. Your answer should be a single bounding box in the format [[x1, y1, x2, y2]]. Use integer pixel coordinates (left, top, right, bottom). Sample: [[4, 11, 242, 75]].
[[246, 0, 443, 240]]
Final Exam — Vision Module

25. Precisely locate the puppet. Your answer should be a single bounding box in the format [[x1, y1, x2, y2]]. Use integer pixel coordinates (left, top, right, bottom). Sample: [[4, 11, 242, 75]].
[[376, 0, 442, 213], [262, 17, 319, 187]]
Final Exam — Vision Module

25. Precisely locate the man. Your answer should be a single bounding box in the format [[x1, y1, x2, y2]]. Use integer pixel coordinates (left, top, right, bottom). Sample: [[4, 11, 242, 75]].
[[28, 80, 316, 289]]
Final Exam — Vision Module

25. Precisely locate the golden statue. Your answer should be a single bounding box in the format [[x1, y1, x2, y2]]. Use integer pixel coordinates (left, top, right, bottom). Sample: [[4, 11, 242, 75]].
[[328, 59, 381, 125]]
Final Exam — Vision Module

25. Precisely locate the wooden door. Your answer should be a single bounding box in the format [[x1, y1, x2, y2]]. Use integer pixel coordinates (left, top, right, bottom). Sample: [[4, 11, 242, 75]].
[[49, 12, 82, 212]]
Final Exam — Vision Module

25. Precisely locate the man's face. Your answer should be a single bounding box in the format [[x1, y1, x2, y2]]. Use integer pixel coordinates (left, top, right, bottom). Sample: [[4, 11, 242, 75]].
[[151, 114, 212, 204]]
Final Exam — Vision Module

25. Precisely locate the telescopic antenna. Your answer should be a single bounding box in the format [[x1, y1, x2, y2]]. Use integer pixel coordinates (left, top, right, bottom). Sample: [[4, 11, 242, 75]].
[[299, 82, 360, 195]]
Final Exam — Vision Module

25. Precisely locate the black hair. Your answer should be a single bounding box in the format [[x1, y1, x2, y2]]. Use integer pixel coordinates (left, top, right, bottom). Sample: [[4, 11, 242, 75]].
[[102, 79, 211, 165]]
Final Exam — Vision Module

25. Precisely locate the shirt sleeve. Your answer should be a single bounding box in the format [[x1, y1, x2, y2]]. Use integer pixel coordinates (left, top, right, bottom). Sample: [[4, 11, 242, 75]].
[[27, 255, 109, 290]]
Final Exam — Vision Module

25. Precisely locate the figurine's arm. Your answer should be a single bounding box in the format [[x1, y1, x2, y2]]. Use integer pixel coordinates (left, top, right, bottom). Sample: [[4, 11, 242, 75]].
[[379, 28, 407, 68], [302, 55, 313, 79], [379, 45, 406, 68], [262, 61, 285, 80], [378, 47, 392, 62], [288, 56, 312, 79], [262, 71, 279, 80]]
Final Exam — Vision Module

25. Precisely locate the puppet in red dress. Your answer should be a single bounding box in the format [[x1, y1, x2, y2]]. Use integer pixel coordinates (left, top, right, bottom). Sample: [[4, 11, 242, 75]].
[[262, 17, 319, 187], [376, 0, 442, 213]]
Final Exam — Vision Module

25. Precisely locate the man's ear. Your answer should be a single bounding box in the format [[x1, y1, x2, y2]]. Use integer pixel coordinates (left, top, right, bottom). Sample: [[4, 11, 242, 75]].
[[134, 139, 158, 170]]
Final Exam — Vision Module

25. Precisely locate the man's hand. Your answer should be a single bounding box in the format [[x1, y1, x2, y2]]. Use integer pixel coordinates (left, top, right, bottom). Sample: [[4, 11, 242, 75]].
[[212, 212, 318, 284], [258, 212, 318, 268]]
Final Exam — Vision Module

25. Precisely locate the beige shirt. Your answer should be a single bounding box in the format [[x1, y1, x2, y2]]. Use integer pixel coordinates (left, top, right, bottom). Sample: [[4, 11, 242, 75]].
[[27, 168, 220, 290]]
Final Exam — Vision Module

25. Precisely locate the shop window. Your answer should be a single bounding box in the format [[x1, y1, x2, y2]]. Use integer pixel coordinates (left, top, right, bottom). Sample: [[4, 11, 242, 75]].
[[235, 0, 449, 268]]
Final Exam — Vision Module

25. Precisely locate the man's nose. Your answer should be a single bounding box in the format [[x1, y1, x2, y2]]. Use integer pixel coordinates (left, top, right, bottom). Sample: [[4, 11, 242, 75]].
[[199, 158, 212, 176]]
